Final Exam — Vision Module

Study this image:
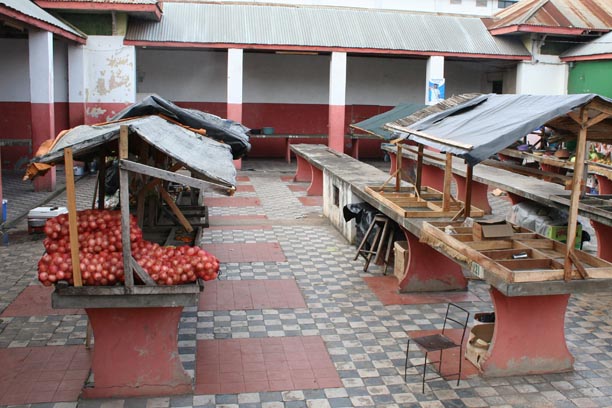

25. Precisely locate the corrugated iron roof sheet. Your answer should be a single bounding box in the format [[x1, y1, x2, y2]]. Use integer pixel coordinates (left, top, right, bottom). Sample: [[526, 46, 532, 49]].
[[489, 0, 612, 31], [562, 31, 612, 57], [125, 3, 529, 56], [0, 0, 84, 36], [38, 0, 157, 3]]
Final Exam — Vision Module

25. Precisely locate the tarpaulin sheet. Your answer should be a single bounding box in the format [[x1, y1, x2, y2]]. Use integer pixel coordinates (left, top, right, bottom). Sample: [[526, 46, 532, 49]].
[[112, 94, 251, 159], [350, 103, 426, 140], [26, 116, 236, 189], [386, 93, 612, 166]]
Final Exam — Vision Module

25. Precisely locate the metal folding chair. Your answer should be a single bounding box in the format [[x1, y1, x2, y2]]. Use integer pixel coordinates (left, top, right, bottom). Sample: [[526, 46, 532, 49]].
[[404, 303, 470, 392]]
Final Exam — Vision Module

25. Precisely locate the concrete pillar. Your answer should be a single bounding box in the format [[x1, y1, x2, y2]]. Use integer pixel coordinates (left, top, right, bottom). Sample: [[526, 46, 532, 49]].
[[227, 48, 243, 169], [68, 43, 86, 128], [29, 29, 56, 191], [328, 51, 347, 153], [425, 56, 445, 105]]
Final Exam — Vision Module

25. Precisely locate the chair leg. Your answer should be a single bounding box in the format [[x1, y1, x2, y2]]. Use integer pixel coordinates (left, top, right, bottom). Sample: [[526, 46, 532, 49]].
[[373, 219, 389, 265], [364, 226, 383, 272], [404, 339, 411, 381], [422, 352, 428, 393], [354, 219, 377, 260]]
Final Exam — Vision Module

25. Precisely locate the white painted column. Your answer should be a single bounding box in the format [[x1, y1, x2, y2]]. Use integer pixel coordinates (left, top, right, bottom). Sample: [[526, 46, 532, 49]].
[[29, 29, 56, 191], [227, 48, 244, 168], [516, 55, 568, 95], [329, 51, 347, 153], [68, 43, 86, 127], [425, 56, 445, 105]]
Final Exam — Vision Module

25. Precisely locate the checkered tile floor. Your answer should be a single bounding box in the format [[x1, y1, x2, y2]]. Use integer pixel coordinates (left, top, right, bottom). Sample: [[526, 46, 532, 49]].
[[1, 159, 612, 407]]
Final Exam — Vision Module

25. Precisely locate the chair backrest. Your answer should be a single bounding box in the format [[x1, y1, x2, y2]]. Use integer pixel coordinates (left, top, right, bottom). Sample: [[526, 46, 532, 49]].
[[441, 303, 471, 345]]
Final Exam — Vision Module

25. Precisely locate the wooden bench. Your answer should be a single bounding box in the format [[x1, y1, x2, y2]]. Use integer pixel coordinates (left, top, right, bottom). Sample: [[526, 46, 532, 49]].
[[382, 143, 612, 263]]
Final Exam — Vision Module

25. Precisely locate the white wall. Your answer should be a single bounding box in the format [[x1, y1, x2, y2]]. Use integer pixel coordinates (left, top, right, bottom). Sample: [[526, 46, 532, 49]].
[[516, 55, 568, 95], [137, 49, 227, 102], [346, 56, 425, 105], [54, 40, 69, 103], [85, 36, 136, 103], [215, 0, 507, 16], [0, 39, 30, 102], [244, 53, 329, 104]]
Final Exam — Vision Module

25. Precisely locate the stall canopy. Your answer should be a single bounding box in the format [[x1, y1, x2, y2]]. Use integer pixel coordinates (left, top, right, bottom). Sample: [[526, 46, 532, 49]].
[[112, 95, 251, 159], [385, 93, 612, 166], [350, 103, 426, 140], [25, 115, 237, 190]]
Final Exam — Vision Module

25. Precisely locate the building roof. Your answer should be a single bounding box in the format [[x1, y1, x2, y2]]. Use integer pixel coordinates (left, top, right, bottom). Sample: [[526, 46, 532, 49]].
[[0, 0, 85, 42], [350, 103, 427, 140], [125, 2, 530, 59], [487, 0, 612, 36], [35, 0, 162, 21], [561, 31, 612, 60]]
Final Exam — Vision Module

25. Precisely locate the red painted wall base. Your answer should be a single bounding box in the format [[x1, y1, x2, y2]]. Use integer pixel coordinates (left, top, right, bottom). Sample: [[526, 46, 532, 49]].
[[294, 155, 312, 182], [308, 166, 323, 196], [454, 176, 492, 214], [397, 228, 467, 292], [82, 307, 193, 399], [596, 175, 612, 195], [480, 288, 573, 377]]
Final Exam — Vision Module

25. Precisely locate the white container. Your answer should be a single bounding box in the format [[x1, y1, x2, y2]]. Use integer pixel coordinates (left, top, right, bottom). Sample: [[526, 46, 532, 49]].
[[28, 206, 68, 228]]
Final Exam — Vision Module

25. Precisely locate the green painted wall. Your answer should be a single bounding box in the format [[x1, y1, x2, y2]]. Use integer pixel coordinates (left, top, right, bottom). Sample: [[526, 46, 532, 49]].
[[568, 60, 612, 98]]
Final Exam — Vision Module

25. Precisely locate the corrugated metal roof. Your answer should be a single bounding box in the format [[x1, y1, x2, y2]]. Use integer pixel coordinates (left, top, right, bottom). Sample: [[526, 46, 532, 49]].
[[489, 0, 612, 31], [0, 0, 84, 37], [562, 31, 612, 57], [125, 3, 529, 57], [38, 0, 157, 3]]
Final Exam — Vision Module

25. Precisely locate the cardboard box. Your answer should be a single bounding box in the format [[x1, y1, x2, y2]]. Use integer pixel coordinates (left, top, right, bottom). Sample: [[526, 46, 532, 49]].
[[465, 323, 494, 369], [393, 241, 409, 281], [472, 219, 514, 240], [543, 224, 582, 249]]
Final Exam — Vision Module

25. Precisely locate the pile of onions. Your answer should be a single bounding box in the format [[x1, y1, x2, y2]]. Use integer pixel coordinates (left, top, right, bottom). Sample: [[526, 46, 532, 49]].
[[38, 209, 219, 286]]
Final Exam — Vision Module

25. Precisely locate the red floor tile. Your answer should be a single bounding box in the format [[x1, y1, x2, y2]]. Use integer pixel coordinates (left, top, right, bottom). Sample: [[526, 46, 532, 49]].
[[363, 276, 480, 305], [205, 225, 273, 231], [287, 184, 307, 192], [205, 197, 261, 207], [195, 336, 340, 394], [203, 242, 285, 263], [236, 176, 251, 182], [1, 286, 83, 317], [0, 346, 91, 406], [199, 279, 306, 311], [298, 196, 323, 206], [280, 176, 294, 182], [209, 215, 268, 223], [236, 184, 256, 193], [405, 328, 480, 380]]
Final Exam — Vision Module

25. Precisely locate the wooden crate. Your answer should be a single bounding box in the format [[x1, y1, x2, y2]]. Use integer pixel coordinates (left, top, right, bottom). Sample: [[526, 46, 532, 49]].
[[365, 185, 485, 218]]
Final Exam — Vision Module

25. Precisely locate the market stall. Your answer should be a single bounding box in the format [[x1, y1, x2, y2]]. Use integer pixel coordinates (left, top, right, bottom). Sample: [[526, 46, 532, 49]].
[[381, 93, 612, 376], [25, 98, 246, 397]]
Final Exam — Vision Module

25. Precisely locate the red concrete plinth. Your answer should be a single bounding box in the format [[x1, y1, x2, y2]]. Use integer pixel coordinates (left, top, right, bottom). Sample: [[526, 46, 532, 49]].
[[307, 166, 323, 196], [590, 220, 612, 262], [479, 288, 573, 377], [82, 307, 192, 399], [294, 155, 311, 182], [422, 164, 445, 191], [388, 151, 397, 175], [596, 175, 612, 195], [397, 228, 467, 292], [454, 176, 492, 214], [507, 192, 526, 205]]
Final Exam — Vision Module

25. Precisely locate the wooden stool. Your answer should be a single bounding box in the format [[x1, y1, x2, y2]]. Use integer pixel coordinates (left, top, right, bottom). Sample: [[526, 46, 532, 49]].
[[354, 214, 394, 273]]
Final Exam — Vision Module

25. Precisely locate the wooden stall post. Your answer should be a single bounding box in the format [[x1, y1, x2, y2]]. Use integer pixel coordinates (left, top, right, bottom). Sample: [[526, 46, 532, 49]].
[[395, 145, 403, 192], [119, 125, 135, 288], [416, 145, 424, 193], [464, 163, 473, 218], [442, 153, 453, 211], [63, 148, 83, 287]]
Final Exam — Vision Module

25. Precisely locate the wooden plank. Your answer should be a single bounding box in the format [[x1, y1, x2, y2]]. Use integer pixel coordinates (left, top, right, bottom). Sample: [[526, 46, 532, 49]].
[[63, 148, 83, 287], [119, 125, 134, 289], [158, 186, 194, 233], [52, 292, 199, 309], [498, 259, 554, 270], [564, 110, 588, 280], [395, 145, 402, 192], [416, 145, 424, 192], [120, 159, 230, 191], [442, 153, 452, 211], [464, 164, 473, 218], [585, 112, 610, 129], [401, 128, 474, 150], [130, 256, 157, 285]]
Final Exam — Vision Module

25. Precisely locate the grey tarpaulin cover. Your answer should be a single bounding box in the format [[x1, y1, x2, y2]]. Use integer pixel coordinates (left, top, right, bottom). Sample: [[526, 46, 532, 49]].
[[386, 93, 612, 166], [350, 103, 426, 140], [29, 116, 237, 189], [112, 94, 251, 159]]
